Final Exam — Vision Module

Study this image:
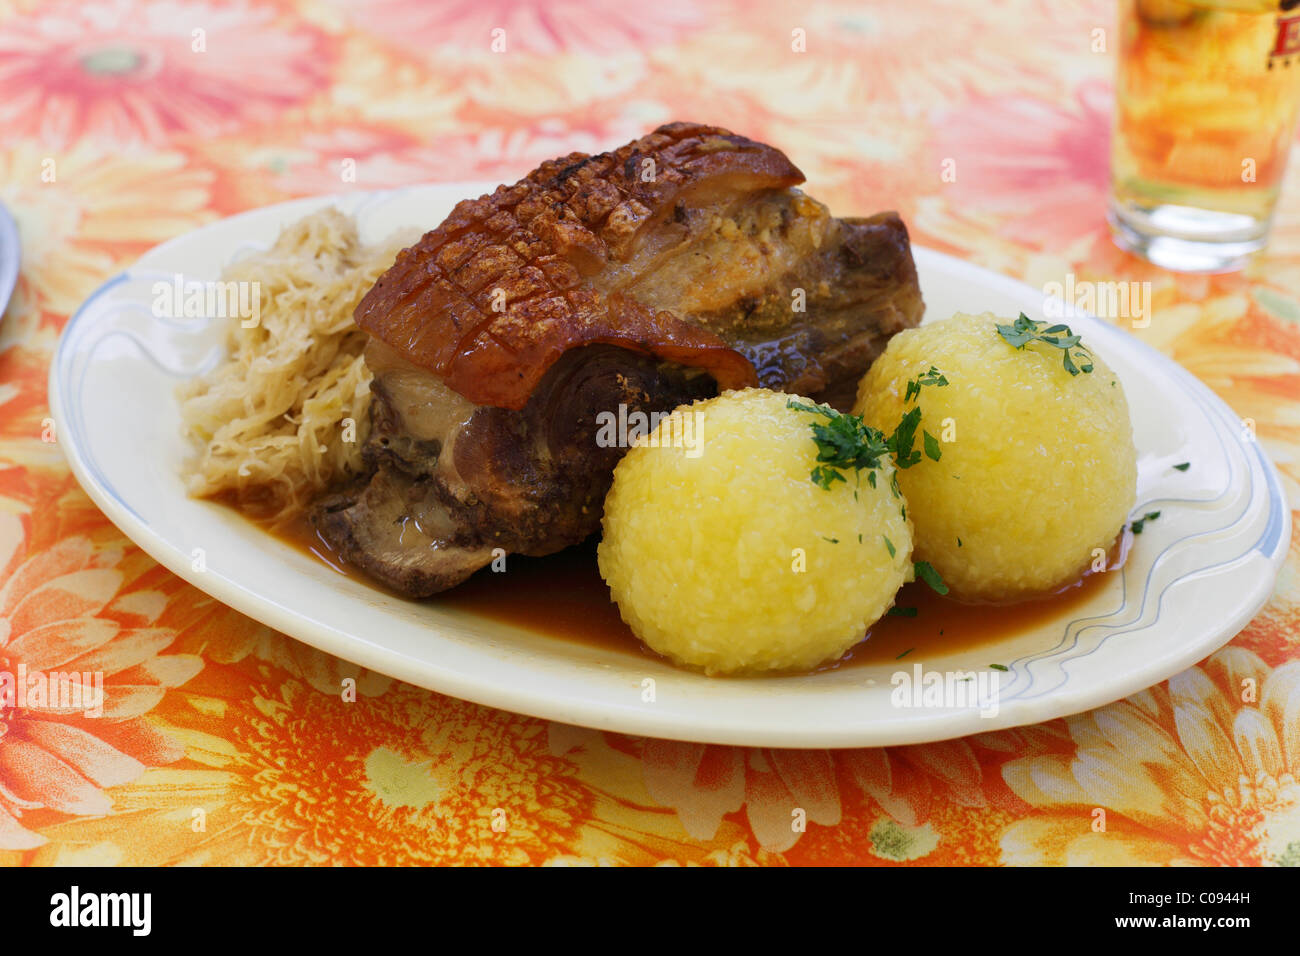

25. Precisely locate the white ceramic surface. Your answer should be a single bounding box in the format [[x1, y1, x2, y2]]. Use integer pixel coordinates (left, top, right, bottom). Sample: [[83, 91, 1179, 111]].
[[0, 201, 19, 319], [50, 183, 1291, 747]]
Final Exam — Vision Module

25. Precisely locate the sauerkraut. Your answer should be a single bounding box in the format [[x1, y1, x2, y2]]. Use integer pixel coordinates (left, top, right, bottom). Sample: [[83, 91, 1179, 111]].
[[177, 208, 414, 521]]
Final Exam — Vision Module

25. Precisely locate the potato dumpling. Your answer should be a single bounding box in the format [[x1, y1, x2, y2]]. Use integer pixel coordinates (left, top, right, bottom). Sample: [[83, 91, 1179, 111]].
[[598, 388, 913, 675], [854, 312, 1137, 603]]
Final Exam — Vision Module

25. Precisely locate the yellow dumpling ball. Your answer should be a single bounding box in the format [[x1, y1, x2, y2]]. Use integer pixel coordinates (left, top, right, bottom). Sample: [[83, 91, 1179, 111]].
[[854, 312, 1137, 603], [597, 388, 913, 675]]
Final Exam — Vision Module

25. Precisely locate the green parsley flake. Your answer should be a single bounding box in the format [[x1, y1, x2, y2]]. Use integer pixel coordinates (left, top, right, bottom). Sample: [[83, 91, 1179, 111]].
[[913, 560, 948, 595], [787, 400, 889, 490], [1130, 511, 1161, 534], [995, 313, 1094, 376], [903, 366, 948, 404], [888, 407, 924, 469]]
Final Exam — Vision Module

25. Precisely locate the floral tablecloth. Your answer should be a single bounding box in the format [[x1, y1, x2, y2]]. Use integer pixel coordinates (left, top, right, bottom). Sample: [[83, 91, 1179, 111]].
[[1, 0, 1297, 866]]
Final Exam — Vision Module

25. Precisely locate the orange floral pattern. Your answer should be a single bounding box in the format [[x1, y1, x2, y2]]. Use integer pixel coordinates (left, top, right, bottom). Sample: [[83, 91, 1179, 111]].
[[2, 0, 1298, 865]]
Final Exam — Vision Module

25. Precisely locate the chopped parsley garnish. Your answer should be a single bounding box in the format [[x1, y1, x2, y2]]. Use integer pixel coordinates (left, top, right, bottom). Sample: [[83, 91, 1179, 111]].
[[786, 400, 890, 490], [888, 607, 918, 619], [1173, 462, 1191, 472], [904, 366, 948, 404], [913, 560, 948, 595], [1130, 511, 1161, 534], [894, 367, 947, 466], [790, 368, 948, 490], [895, 646, 915, 657], [995, 313, 1094, 376], [887, 406, 924, 468], [823, 536, 839, 544], [882, 535, 896, 559], [989, 664, 1009, 672]]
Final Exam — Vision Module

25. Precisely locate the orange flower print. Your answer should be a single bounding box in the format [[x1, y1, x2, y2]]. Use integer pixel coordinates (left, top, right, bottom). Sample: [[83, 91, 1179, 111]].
[[0, 0, 333, 148], [642, 741, 840, 854], [1000, 649, 1300, 866], [0, 513, 201, 850], [326, 0, 703, 58], [0, 340, 64, 480], [930, 81, 1114, 249], [0, 142, 214, 319], [98, 668, 597, 866], [661, 0, 1102, 126], [242, 118, 677, 198], [639, 730, 1046, 855]]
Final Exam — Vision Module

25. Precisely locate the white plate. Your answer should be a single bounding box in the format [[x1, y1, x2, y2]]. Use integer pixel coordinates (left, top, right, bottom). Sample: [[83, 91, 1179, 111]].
[[0, 201, 19, 319], [50, 183, 1290, 748]]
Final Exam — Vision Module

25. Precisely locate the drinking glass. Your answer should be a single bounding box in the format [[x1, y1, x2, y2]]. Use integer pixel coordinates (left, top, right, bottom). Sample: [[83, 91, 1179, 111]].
[[1109, 0, 1300, 271]]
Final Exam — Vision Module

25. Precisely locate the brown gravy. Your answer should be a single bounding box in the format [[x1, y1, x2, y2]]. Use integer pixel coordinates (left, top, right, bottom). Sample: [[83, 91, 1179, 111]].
[[276, 513, 1126, 669]]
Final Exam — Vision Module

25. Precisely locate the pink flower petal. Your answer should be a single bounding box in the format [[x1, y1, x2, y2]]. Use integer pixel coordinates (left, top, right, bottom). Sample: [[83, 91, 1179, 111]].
[[0, 536, 95, 617], [642, 739, 744, 841], [94, 684, 166, 720], [1173, 699, 1243, 788], [3, 618, 120, 669], [67, 717, 183, 766], [111, 654, 203, 688], [63, 627, 174, 676], [1261, 662, 1300, 770], [843, 749, 933, 827], [101, 590, 168, 627], [768, 749, 841, 826], [7, 568, 123, 636], [1169, 666, 1236, 739], [743, 769, 801, 853], [1092, 703, 1202, 791], [0, 738, 110, 815], [1204, 647, 1269, 701], [896, 740, 984, 808], [1232, 708, 1283, 780], [0, 802, 46, 850], [16, 719, 145, 788], [0, 514, 23, 584], [27, 684, 166, 720], [642, 738, 707, 803]]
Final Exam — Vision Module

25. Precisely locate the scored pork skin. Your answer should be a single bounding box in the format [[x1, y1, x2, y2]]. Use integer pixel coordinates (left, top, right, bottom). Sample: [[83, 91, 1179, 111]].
[[314, 122, 924, 596]]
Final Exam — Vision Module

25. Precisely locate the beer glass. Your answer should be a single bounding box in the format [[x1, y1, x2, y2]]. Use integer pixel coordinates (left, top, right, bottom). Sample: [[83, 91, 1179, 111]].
[[1109, 0, 1300, 271]]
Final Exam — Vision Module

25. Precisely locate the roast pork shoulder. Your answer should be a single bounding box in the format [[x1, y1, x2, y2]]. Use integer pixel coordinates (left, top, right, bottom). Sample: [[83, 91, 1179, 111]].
[[313, 122, 924, 596]]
